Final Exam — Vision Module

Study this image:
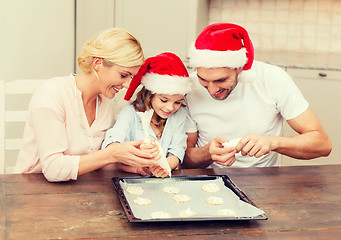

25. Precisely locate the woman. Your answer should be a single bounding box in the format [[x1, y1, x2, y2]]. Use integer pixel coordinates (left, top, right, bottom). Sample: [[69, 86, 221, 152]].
[[14, 28, 158, 182]]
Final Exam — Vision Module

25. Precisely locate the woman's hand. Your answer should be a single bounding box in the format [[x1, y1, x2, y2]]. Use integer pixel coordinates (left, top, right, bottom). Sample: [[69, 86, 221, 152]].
[[106, 140, 158, 167], [140, 138, 159, 153]]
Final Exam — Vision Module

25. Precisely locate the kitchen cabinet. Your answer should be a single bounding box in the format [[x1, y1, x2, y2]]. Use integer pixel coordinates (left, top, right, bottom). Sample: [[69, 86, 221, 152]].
[[114, 0, 209, 69], [281, 68, 341, 166]]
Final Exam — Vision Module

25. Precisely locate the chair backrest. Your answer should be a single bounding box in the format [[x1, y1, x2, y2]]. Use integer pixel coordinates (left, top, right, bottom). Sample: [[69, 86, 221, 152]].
[[0, 79, 45, 174]]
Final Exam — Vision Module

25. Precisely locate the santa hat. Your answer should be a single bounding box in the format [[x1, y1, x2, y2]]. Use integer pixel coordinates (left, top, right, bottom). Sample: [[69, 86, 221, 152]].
[[124, 52, 192, 101], [188, 23, 255, 82]]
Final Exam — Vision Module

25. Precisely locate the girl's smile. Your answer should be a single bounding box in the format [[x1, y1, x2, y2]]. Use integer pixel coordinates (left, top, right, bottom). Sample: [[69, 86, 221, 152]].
[[151, 94, 184, 119]]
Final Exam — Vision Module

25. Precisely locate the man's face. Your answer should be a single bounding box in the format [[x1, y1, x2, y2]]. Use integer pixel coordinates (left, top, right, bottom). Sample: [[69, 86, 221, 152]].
[[197, 67, 242, 101]]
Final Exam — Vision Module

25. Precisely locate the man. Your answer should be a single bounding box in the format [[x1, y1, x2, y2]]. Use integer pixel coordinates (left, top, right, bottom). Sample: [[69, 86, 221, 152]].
[[183, 23, 332, 168]]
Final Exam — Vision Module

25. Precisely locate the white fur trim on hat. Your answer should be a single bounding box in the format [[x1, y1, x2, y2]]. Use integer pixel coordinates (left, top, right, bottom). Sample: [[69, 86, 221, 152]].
[[188, 43, 248, 69], [141, 73, 192, 95]]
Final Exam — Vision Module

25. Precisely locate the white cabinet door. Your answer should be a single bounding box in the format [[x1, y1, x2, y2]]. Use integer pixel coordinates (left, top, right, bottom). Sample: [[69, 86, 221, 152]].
[[282, 68, 341, 166], [114, 0, 208, 68]]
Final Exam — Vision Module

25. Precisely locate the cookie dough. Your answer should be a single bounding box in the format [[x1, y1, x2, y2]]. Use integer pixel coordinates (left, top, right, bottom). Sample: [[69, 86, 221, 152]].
[[126, 185, 144, 195], [162, 186, 181, 194], [179, 207, 197, 218], [150, 211, 171, 218], [173, 194, 191, 203], [206, 196, 224, 205], [133, 197, 151, 206], [202, 183, 220, 193]]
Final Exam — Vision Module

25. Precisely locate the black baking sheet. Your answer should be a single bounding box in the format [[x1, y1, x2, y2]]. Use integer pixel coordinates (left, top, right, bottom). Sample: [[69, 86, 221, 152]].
[[112, 175, 267, 222]]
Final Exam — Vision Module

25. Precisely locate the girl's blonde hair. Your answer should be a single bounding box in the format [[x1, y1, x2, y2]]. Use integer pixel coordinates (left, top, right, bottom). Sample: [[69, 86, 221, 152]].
[[78, 28, 144, 72]]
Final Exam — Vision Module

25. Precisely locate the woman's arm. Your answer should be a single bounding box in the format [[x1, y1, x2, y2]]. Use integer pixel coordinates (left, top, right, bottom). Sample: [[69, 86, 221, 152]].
[[32, 107, 156, 182], [78, 141, 157, 176]]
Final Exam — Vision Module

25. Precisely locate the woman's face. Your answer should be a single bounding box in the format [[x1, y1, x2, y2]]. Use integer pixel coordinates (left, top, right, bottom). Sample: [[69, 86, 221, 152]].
[[97, 62, 140, 99], [151, 94, 184, 119]]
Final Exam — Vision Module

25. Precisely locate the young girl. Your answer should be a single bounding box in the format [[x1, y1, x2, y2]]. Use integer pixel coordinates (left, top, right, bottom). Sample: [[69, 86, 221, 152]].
[[102, 52, 192, 178]]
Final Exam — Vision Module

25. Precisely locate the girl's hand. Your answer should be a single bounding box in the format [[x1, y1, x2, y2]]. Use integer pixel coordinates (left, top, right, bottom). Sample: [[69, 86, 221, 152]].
[[149, 165, 169, 178], [118, 163, 152, 176]]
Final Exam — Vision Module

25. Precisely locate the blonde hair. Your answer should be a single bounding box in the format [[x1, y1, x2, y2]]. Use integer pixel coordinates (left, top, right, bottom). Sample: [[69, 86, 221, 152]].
[[78, 28, 144, 72]]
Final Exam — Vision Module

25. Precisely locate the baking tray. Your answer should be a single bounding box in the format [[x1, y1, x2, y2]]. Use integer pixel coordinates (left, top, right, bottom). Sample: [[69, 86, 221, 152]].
[[112, 175, 267, 222]]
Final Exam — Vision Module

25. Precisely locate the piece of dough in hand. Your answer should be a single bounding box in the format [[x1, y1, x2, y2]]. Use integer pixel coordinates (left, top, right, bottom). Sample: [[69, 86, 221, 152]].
[[222, 138, 241, 148]]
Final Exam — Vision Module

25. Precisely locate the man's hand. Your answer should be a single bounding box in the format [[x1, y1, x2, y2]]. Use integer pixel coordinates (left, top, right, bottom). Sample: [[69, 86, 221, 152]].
[[209, 136, 237, 166], [236, 134, 272, 158]]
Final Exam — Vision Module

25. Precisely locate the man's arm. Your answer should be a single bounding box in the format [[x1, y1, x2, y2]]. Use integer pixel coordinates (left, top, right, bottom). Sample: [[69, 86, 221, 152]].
[[236, 108, 332, 159], [182, 132, 213, 168], [274, 108, 332, 159]]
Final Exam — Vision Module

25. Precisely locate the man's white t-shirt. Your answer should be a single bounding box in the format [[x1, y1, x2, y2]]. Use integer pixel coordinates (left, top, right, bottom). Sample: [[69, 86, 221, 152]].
[[185, 61, 309, 168]]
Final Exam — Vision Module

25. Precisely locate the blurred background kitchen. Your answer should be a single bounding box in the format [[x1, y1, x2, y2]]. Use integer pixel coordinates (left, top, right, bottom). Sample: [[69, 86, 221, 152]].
[[1, 0, 341, 173]]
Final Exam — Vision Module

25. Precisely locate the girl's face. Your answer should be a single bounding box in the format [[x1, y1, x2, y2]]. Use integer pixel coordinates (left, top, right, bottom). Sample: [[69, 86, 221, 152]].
[[151, 94, 184, 119], [96, 60, 140, 99]]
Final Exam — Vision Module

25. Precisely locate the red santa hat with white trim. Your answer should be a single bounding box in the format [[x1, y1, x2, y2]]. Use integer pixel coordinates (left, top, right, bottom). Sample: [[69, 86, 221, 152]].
[[188, 23, 255, 82], [124, 52, 192, 101]]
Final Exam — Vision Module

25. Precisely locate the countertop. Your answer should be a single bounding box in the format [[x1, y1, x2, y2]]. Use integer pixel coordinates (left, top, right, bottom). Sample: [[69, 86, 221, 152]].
[[1, 165, 341, 239], [255, 50, 341, 71]]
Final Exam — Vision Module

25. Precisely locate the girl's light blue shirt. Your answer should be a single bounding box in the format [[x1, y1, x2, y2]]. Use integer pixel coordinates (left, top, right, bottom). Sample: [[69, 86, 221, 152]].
[[102, 105, 188, 163]]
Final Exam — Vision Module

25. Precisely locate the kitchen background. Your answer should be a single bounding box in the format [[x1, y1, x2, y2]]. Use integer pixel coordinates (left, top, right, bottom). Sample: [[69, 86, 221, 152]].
[[1, 0, 340, 173], [210, 0, 341, 53]]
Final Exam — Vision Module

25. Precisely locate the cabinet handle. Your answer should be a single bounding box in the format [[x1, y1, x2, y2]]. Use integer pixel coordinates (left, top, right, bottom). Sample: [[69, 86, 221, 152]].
[[319, 72, 327, 77]]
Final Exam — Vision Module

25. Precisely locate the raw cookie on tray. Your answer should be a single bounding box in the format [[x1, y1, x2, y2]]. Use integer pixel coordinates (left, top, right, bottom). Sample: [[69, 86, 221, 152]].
[[133, 197, 152, 206], [162, 186, 181, 194], [126, 185, 144, 195], [173, 194, 192, 203], [206, 196, 224, 205], [201, 183, 220, 193]]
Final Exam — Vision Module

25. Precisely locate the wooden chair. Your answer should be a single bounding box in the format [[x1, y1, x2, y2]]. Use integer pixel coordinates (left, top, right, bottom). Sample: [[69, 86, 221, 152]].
[[0, 79, 44, 174]]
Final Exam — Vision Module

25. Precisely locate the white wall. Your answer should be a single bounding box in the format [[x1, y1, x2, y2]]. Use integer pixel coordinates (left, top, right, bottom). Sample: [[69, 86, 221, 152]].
[[0, 0, 75, 81], [75, 0, 114, 73], [0, 0, 75, 173]]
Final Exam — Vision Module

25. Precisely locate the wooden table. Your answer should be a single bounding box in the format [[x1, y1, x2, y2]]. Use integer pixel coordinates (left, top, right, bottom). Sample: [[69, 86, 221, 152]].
[[1, 165, 341, 240]]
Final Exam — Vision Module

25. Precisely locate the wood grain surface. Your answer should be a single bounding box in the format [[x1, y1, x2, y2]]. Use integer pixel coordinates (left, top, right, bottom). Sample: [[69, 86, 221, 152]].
[[1, 165, 340, 239]]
